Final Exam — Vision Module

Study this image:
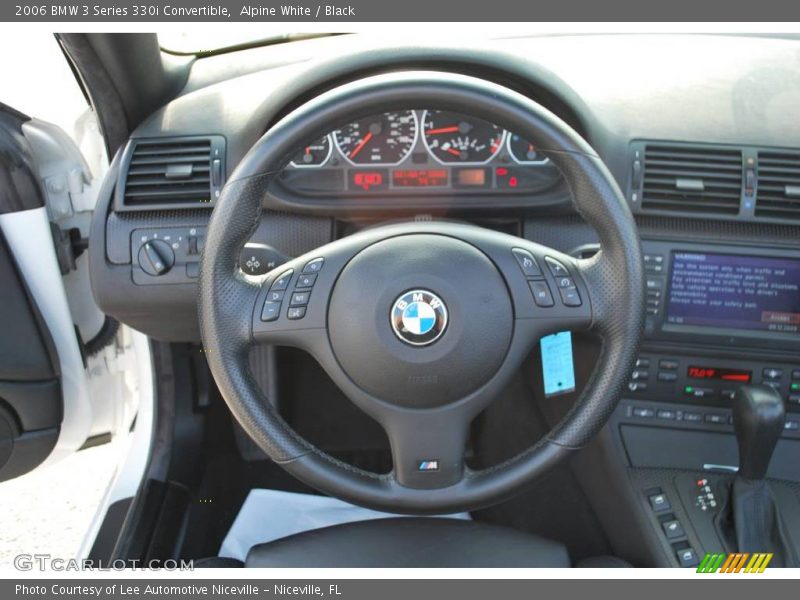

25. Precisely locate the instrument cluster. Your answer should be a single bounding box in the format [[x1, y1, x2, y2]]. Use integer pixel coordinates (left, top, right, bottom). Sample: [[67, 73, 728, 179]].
[[277, 109, 562, 198]]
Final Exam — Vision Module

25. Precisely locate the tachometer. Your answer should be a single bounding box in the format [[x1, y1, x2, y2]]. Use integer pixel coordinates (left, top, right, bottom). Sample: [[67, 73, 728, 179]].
[[422, 110, 505, 164], [334, 111, 418, 166], [507, 134, 548, 165], [290, 135, 332, 168]]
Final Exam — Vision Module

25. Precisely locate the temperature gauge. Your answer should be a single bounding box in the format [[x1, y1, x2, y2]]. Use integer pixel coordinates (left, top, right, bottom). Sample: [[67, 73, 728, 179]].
[[507, 134, 548, 165]]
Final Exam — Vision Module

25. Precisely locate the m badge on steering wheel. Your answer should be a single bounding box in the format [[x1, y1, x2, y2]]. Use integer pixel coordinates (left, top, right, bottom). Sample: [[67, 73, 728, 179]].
[[391, 290, 448, 346]]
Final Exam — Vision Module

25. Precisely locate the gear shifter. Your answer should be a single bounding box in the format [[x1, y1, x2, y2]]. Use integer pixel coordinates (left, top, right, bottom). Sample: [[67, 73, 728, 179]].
[[733, 384, 785, 480], [724, 385, 791, 564]]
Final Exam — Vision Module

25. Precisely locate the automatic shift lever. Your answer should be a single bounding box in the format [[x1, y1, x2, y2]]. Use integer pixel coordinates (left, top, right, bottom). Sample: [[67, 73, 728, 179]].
[[732, 385, 785, 480], [721, 384, 792, 565]]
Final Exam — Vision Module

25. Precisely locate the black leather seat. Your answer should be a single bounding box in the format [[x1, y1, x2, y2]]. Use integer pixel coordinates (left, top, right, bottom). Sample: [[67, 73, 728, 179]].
[[242, 518, 616, 568]]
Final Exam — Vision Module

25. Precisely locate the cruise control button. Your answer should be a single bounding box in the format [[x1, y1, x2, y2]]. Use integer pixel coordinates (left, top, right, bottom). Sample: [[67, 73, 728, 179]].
[[270, 269, 293, 291], [302, 258, 324, 273], [544, 256, 570, 277], [261, 301, 281, 322], [296, 273, 317, 288], [558, 286, 582, 307], [290, 291, 310, 306], [512, 248, 542, 277], [528, 280, 554, 307], [287, 307, 306, 320]]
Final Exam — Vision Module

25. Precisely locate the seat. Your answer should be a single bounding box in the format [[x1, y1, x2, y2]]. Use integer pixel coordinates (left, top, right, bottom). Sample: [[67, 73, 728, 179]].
[[243, 518, 622, 568]]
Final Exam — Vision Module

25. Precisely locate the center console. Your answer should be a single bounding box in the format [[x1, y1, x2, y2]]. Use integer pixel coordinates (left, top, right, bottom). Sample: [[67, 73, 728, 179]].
[[605, 239, 800, 567]]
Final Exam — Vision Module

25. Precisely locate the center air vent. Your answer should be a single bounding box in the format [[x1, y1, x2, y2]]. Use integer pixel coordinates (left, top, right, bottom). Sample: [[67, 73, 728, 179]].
[[755, 150, 800, 222], [116, 136, 225, 210], [638, 144, 743, 216]]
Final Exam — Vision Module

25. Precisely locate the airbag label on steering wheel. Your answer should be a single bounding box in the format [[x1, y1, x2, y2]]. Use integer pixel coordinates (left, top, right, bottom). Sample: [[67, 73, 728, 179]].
[[540, 331, 576, 397]]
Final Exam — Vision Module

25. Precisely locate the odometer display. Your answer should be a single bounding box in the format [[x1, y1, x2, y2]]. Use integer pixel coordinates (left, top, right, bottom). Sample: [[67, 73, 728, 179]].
[[334, 111, 417, 166], [392, 169, 448, 187], [423, 110, 504, 165]]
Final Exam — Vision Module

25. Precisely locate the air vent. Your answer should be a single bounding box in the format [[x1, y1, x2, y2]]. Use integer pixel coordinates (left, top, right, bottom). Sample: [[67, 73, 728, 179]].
[[639, 145, 743, 215], [755, 150, 800, 221], [117, 136, 225, 210]]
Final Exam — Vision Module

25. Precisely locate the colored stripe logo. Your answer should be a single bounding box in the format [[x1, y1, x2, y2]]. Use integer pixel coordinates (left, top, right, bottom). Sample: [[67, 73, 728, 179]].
[[696, 553, 773, 573]]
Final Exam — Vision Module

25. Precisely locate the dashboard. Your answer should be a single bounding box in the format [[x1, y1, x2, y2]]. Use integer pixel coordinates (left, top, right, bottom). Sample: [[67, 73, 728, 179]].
[[278, 109, 561, 199]]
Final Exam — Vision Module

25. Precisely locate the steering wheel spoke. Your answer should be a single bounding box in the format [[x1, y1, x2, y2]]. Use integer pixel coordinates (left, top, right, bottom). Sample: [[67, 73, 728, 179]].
[[381, 405, 472, 490]]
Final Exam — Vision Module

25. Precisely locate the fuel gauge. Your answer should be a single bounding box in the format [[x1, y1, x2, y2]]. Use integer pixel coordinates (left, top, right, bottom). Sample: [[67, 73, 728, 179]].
[[291, 135, 332, 168]]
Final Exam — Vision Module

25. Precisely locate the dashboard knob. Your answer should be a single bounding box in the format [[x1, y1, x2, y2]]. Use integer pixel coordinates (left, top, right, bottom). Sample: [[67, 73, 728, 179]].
[[137, 239, 174, 276]]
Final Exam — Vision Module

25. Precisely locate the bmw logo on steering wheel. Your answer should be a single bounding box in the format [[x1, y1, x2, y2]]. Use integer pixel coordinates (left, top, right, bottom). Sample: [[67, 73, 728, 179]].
[[391, 290, 448, 346]]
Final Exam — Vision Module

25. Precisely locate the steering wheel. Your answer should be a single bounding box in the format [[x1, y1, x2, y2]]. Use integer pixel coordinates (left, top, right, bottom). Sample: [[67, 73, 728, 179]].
[[198, 72, 645, 515]]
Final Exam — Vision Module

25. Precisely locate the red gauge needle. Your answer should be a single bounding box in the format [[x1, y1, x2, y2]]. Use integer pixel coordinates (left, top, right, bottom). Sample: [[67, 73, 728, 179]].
[[348, 132, 373, 159], [426, 126, 460, 135], [446, 147, 461, 157]]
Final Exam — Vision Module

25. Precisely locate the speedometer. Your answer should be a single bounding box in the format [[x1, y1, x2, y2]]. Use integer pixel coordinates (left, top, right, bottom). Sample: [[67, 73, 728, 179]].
[[422, 110, 505, 165], [334, 111, 418, 166]]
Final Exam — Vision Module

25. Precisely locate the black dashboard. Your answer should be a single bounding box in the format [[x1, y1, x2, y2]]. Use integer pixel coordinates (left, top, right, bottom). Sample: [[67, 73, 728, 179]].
[[89, 34, 800, 401]]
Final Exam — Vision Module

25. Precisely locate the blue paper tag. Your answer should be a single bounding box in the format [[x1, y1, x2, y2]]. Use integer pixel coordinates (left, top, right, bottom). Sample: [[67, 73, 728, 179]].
[[540, 331, 576, 397]]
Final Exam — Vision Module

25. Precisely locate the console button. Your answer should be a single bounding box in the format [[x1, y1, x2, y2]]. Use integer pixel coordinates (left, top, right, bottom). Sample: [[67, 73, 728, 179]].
[[788, 394, 800, 405], [261, 301, 281, 322], [662, 520, 685, 539], [720, 389, 736, 401], [677, 548, 700, 568], [657, 372, 677, 382], [636, 358, 651, 368], [528, 280, 554, 307], [704, 413, 727, 425], [763, 367, 783, 380], [287, 307, 306, 320], [657, 409, 676, 420], [649, 493, 671, 512], [682, 412, 702, 423], [631, 369, 649, 380], [271, 269, 293, 291], [659, 359, 679, 370], [792, 369, 800, 381], [544, 256, 570, 277], [558, 286, 582, 307], [785, 420, 799, 431], [290, 291, 311, 306], [302, 258, 324, 273], [512, 248, 542, 277], [633, 407, 655, 418], [185, 262, 199, 279], [685, 386, 714, 399], [761, 380, 781, 390], [628, 381, 647, 392], [296, 273, 317, 288]]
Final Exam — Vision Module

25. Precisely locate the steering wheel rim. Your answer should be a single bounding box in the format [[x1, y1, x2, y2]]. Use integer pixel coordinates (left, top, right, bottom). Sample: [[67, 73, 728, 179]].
[[198, 71, 645, 514]]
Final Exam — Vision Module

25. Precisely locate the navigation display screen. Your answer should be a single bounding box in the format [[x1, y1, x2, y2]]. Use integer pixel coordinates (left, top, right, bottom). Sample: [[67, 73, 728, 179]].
[[665, 252, 800, 334]]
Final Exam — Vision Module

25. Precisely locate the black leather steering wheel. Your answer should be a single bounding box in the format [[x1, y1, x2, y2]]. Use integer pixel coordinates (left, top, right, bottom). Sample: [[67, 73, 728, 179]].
[[198, 71, 645, 515]]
